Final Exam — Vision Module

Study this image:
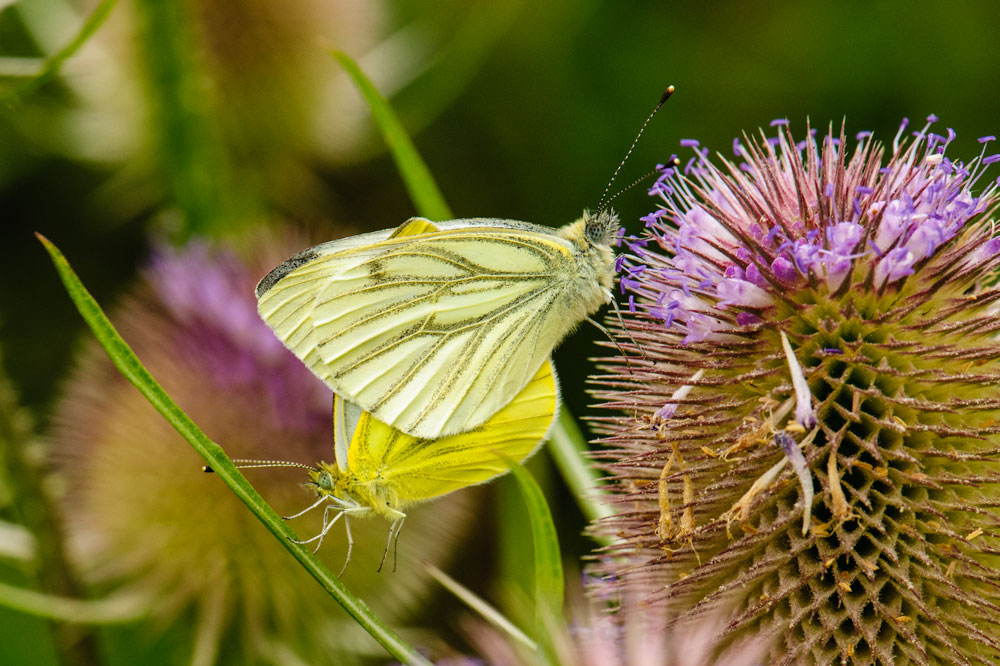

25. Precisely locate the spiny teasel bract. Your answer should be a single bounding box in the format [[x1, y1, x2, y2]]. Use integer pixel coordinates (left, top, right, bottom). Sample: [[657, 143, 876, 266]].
[[590, 118, 1000, 665]]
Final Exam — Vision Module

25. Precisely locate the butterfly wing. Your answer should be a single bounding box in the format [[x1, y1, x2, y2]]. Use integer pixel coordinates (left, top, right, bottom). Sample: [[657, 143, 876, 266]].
[[257, 218, 580, 439], [341, 360, 557, 508]]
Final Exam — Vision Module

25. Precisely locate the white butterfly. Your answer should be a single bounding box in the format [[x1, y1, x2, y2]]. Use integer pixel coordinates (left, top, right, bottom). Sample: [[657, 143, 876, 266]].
[[256, 212, 618, 439]]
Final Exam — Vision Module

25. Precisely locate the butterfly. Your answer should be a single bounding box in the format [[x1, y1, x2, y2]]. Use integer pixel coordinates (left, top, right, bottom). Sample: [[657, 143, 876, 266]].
[[256, 212, 619, 439], [287, 358, 558, 570]]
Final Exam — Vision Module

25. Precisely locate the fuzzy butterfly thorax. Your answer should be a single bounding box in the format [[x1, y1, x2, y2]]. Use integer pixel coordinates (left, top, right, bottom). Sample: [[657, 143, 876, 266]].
[[583, 207, 621, 246]]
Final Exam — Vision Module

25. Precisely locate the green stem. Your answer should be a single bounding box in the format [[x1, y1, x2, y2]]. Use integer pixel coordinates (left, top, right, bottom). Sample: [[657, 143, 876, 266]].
[[0, 582, 146, 625], [505, 460, 563, 662], [132, 0, 233, 240], [331, 49, 452, 221], [425, 564, 537, 652], [37, 235, 432, 666]]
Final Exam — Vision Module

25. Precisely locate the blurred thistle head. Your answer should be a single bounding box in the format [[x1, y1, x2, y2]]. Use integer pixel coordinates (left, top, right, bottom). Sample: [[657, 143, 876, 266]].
[[594, 118, 1000, 664], [51, 234, 475, 663], [458, 572, 769, 665]]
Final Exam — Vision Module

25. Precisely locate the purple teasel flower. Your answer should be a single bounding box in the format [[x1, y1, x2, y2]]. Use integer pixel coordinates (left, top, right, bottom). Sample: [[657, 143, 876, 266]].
[[591, 118, 1000, 665]]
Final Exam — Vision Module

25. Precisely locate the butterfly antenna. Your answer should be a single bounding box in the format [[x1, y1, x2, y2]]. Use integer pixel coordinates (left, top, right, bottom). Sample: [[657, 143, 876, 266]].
[[602, 167, 661, 209], [596, 85, 675, 215], [603, 154, 682, 211], [202, 459, 314, 473]]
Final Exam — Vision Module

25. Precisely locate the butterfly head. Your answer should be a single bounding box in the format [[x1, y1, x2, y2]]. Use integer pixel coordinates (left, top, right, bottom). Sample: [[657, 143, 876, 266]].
[[310, 463, 337, 493], [308, 463, 362, 510], [583, 208, 620, 248]]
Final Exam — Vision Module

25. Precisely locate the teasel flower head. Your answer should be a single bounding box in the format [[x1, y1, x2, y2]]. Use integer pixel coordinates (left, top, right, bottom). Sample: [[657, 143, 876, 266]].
[[593, 118, 1000, 665], [51, 235, 474, 664]]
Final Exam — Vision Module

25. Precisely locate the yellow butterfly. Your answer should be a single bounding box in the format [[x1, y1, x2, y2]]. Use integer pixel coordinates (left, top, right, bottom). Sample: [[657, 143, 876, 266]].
[[256, 212, 619, 439], [288, 359, 558, 570]]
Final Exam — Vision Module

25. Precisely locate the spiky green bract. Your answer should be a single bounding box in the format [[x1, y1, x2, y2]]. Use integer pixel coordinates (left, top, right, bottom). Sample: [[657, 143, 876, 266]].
[[592, 119, 1000, 665]]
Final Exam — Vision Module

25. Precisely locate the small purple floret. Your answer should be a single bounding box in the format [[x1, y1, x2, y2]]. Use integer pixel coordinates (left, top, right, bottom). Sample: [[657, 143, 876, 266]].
[[615, 118, 1000, 346], [772, 256, 798, 283]]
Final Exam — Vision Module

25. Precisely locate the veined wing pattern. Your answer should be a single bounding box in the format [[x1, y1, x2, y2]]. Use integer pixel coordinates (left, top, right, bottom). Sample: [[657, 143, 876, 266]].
[[257, 222, 576, 438]]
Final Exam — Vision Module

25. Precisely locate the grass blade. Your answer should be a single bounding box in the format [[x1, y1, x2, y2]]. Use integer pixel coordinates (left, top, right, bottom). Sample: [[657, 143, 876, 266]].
[[1, 0, 119, 106], [330, 49, 452, 221], [0, 582, 146, 625], [132, 0, 237, 239], [504, 460, 564, 622], [425, 563, 537, 652], [37, 233, 432, 666]]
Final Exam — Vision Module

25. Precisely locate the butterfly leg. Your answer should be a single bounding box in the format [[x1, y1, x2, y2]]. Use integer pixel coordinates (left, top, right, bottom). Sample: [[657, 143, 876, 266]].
[[377, 512, 406, 573], [311, 504, 341, 553], [283, 495, 327, 521], [339, 517, 354, 578], [392, 517, 404, 573], [290, 506, 344, 551]]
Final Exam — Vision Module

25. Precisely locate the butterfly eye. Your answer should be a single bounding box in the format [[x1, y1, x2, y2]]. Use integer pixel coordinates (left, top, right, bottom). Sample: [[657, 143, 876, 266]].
[[586, 209, 619, 245], [316, 470, 335, 491]]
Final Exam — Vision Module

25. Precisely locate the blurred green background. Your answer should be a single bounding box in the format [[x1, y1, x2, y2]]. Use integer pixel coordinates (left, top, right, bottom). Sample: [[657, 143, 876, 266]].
[[5, 0, 1000, 418], [1, 0, 998, 663]]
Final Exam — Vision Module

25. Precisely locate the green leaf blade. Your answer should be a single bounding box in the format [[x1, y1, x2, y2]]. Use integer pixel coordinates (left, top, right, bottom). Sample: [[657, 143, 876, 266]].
[[547, 409, 614, 543], [505, 460, 564, 622], [330, 49, 452, 221]]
